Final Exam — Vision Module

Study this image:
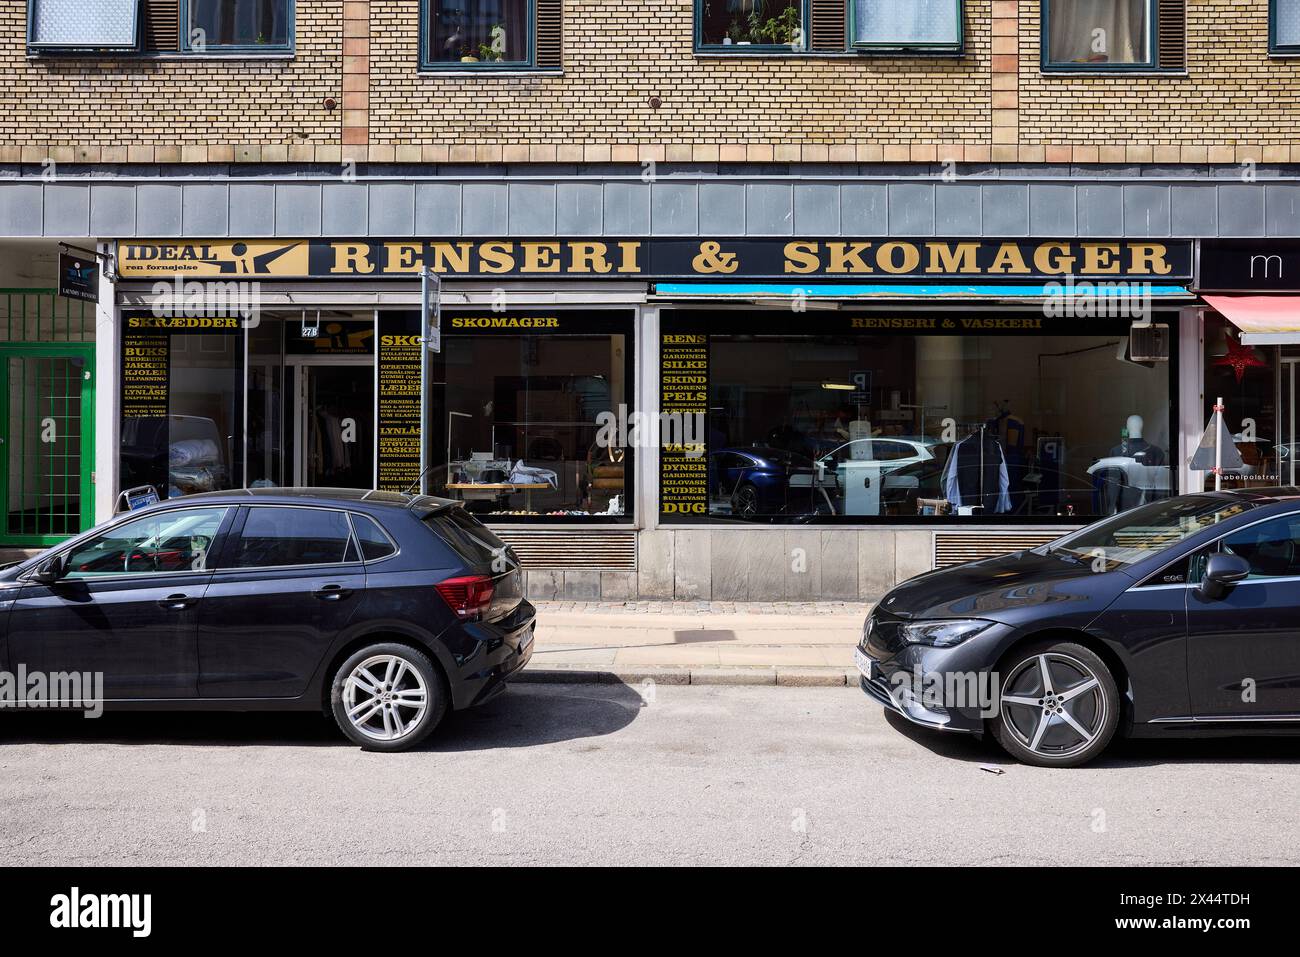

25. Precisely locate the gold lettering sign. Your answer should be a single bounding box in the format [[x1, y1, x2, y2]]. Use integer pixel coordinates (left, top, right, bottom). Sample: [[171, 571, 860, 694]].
[[115, 239, 1180, 280]]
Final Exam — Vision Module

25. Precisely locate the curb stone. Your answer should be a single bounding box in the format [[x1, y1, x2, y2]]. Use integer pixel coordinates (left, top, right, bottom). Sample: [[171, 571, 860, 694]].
[[515, 666, 857, 687]]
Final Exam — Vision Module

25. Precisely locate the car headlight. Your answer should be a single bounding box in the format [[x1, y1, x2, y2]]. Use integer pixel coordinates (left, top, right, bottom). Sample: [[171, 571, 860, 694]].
[[898, 618, 994, 648]]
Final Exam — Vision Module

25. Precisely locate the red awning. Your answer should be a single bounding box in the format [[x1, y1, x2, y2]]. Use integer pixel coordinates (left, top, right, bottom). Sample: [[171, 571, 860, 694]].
[[1203, 294, 1300, 344]]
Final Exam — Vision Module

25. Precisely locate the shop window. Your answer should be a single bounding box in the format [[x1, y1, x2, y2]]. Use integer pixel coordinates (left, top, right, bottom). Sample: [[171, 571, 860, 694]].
[[1042, 0, 1184, 71], [661, 311, 1175, 524], [422, 0, 562, 69], [1274, 0, 1300, 54], [28, 0, 293, 54], [119, 317, 243, 502], [697, 0, 806, 52], [850, 0, 962, 52], [1202, 313, 1280, 490], [429, 311, 634, 523]]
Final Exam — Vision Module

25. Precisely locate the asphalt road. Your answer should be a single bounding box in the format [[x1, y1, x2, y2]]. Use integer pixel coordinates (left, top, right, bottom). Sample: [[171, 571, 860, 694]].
[[1, 683, 1298, 866]]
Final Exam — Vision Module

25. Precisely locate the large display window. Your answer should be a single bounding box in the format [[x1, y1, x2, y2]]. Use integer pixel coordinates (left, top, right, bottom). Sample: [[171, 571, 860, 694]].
[[119, 315, 244, 500], [660, 310, 1177, 524], [118, 308, 635, 523], [419, 309, 636, 523]]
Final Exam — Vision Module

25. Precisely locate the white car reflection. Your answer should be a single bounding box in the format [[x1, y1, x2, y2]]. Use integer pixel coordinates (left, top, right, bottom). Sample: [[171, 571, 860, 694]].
[[788, 437, 938, 516]]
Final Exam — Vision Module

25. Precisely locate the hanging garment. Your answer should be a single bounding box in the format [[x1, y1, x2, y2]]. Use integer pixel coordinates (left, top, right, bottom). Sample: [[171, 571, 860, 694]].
[[942, 434, 1012, 513]]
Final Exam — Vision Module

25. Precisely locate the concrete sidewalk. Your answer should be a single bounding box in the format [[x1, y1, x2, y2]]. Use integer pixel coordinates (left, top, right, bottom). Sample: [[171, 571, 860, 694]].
[[517, 600, 871, 687]]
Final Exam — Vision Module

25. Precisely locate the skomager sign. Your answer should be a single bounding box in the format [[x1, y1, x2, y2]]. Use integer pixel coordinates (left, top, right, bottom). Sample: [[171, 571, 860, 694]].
[[116, 239, 1193, 282]]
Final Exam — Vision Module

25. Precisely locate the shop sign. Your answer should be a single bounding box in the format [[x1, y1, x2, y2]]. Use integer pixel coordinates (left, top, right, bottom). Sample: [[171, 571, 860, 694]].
[[659, 333, 708, 516], [117, 239, 1193, 282], [376, 315, 424, 492], [58, 252, 99, 303], [1199, 240, 1300, 292]]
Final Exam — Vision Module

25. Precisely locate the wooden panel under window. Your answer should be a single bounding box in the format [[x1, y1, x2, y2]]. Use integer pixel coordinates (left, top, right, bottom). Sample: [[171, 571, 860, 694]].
[[1156, 0, 1186, 69], [142, 0, 180, 52], [809, 0, 846, 52], [536, 0, 562, 68]]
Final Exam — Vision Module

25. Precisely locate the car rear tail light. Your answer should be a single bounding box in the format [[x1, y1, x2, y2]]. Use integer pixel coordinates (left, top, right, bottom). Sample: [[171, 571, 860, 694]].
[[435, 575, 496, 621]]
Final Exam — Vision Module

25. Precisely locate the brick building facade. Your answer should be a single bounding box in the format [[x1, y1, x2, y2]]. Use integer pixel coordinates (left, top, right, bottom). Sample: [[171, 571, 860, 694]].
[[5, 1, 1300, 161], [1, 0, 1298, 599]]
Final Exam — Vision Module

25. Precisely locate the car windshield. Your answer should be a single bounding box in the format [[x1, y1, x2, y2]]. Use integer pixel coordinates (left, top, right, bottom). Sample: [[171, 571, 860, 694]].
[[1040, 496, 1258, 568]]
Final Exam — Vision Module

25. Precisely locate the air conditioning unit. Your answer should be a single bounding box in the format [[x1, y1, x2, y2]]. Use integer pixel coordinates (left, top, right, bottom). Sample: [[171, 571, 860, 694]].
[[1128, 322, 1171, 363]]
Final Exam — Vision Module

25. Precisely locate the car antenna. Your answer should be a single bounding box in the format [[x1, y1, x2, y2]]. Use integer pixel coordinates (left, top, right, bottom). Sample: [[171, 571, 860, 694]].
[[402, 465, 436, 500]]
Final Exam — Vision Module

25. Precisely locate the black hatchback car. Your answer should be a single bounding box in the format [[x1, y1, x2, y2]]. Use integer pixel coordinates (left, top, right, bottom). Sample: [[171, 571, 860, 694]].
[[0, 488, 536, 751], [858, 488, 1300, 767]]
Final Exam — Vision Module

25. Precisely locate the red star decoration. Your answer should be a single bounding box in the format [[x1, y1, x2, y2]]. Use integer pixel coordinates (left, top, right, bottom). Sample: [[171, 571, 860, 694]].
[[1214, 333, 1268, 383]]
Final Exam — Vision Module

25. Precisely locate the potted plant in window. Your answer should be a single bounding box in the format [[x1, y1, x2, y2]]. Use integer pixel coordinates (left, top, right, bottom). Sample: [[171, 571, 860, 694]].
[[459, 44, 479, 63], [477, 24, 506, 62], [754, 4, 799, 46]]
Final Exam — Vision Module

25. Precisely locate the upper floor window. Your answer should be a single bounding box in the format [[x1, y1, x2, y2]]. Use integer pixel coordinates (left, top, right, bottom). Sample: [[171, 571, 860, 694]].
[[1043, 0, 1184, 71], [851, 0, 962, 51], [1274, 0, 1300, 54], [1044, 0, 1154, 68], [184, 0, 292, 52], [423, 0, 533, 68], [28, 0, 294, 54], [421, 0, 562, 70], [28, 0, 140, 50], [697, 0, 806, 53]]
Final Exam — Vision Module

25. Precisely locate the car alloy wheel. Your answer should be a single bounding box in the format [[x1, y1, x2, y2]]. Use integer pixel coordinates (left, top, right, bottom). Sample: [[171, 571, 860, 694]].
[[993, 642, 1118, 767], [342, 654, 430, 743], [734, 484, 759, 517]]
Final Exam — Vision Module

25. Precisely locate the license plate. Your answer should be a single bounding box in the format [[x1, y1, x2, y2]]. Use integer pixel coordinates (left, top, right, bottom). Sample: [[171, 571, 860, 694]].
[[519, 625, 535, 653], [854, 647, 876, 680]]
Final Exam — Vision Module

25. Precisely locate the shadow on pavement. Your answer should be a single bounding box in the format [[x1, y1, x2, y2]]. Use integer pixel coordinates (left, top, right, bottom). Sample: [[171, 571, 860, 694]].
[[429, 681, 644, 752], [882, 710, 1003, 763], [0, 681, 645, 751], [883, 708, 1300, 767]]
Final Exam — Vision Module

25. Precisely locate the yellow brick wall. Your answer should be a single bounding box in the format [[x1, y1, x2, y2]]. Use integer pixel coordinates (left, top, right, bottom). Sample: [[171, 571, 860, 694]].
[[1018, 1, 1300, 155], [0, 0, 342, 161], [367, 0, 991, 151], [4, 0, 1300, 163]]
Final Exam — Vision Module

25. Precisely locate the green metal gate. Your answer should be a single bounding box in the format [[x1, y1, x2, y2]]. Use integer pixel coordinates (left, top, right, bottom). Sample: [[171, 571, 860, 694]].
[[0, 290, 96, 547]]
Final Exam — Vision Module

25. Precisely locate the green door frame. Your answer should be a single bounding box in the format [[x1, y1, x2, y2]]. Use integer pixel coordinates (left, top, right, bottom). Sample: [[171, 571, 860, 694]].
[[0, 342, 97, 547]]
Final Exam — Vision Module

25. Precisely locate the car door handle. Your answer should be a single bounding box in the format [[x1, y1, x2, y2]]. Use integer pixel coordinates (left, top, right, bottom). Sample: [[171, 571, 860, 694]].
[[158, 593, 197, 610], [314, 584, 352, 601]]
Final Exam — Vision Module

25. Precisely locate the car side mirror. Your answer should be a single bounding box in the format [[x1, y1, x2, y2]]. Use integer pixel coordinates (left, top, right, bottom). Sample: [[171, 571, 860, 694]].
[[1199, 553, 1250, 600], [29, 553, 67, 585]]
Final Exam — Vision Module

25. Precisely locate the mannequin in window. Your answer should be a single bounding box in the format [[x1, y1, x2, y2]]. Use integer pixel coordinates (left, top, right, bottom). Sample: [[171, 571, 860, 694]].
[[941, 425, 1012, 513], [1092, 414, 1167, 513], [1109, 414, 1164, 466]]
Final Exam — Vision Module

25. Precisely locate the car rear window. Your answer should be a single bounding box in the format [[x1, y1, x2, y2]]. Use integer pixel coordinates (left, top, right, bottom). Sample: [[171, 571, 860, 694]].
[[423, 507, 508, 568]]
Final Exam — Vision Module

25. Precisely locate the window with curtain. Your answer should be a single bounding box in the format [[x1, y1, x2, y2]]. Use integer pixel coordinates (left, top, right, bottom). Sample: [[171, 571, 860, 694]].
[[425, 0, 532, 66], [1275, 0, 1300, 52], [852, 0, 962, 49], [186, 0, 292, 50], [1045, 0, 1154, 67]]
